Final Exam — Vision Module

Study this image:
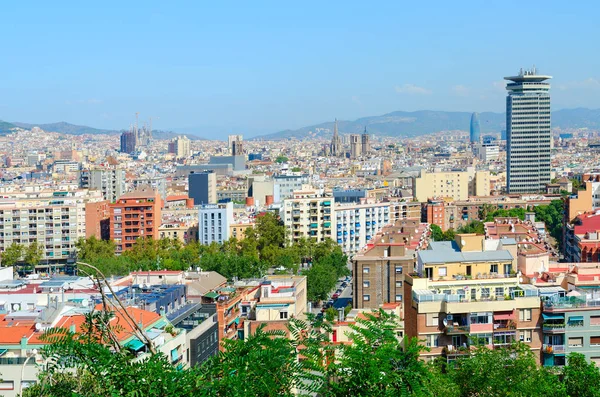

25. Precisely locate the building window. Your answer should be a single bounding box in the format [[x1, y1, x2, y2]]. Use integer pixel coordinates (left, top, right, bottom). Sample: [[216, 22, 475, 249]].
[[438, 267, 447, 277], [279, 312, 288, 320], [363, 267, 370, 274], [520, 329, 532, 342], [363, 294, 370, 301], [490, 264, 498, 273], [519, 309, 532, 322], [395, 294, 402, 302], [426, 334, 439, 348], [363, 281, 370, 288], [426, 313, 439, 327], [396, 281, 403, 288], [395, 266, 403, 274], [568, 337, 583, 347], [591, 336, 600, 346], [495, 287, 504, 298], [591, 316, 600, 326]]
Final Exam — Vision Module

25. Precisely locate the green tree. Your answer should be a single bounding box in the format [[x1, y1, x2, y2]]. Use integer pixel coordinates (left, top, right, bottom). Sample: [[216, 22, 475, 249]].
[[275, 155, 289, 163], [24, 241, 44, 272], [325, 310, 432, 396], [196, 321, 323, 396], [442, 228, 456, 241], [305, 261, 337, 302], [456, 220, 485, 235], [75, 236, 116, 263], [449, 342, 565, 397], [563, 352, 600, 397], [430, 224, 443, 241], [0, 242, 24, 266]]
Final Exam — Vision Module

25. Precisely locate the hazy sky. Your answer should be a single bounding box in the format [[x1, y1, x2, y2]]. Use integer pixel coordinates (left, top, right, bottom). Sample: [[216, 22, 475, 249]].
[[2, 1, 600, 137]]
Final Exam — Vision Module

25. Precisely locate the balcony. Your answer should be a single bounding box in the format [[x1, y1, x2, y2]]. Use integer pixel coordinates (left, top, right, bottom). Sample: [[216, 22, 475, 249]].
[[542, 323, 565, 333], [445, 324, 469, 335], [543, 344, 565, 354]]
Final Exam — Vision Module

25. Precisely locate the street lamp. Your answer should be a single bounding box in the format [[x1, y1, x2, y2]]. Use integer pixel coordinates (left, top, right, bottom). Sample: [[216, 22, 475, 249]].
[[19, 348, 38, 395]]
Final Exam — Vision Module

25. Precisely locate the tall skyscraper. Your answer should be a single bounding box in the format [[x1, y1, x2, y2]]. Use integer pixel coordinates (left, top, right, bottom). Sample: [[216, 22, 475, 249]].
[[505, 67, 552, 194], [330, 119, 342, 156], [361, 128, 370, 155], [120, 130, 137, 154], [470, 112, 481, 144]]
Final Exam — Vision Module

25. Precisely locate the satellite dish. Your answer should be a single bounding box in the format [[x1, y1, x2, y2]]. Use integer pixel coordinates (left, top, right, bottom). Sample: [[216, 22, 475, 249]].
[[519, 277, 524, 283], [461, 240, 466, 246], [442, 318, 448, 327], [35, 323, 42, 331], [49, 288, 54, 293]]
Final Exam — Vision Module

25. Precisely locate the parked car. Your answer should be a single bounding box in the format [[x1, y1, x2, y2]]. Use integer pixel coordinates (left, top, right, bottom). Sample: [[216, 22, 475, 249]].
[[332, 293, 339, 300], [341, 282, 348, 288]]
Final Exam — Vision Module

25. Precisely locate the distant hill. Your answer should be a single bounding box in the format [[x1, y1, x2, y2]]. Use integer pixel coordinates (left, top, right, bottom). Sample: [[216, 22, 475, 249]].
[[4, 121, 205, 140], [0, 120, 18, 135], [253, 108, 600, 140], [11, 121, 118, 135]]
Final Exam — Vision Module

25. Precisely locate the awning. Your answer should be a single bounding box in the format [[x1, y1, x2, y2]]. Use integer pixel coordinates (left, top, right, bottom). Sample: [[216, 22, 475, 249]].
[[204, 291, 219, 299], [493, 312, 515, 321], [568, 316, 584, 322], [542, 313, 564, 321], [125, 338, 145, 352]]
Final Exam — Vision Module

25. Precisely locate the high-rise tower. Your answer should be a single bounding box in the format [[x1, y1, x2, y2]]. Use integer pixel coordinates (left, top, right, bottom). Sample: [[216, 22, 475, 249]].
[[330, 119, 342, 156], [505, 67, 552, 193], [350, 134, 360, 159], [470, 112, 481, 144], [361, 128, 370, 155]]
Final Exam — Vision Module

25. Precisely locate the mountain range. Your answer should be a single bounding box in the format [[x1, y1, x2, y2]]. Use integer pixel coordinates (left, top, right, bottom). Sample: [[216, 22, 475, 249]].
[[0, 120, 204, 140], [252, 108, 600, 140], [2, 107, 600, 140]]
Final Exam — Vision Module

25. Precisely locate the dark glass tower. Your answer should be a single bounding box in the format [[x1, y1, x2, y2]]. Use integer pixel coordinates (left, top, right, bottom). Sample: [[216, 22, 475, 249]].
[[470, 112, 481, 144]]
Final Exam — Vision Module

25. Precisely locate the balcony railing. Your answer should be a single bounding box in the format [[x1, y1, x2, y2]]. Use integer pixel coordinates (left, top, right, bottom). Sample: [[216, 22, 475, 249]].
[[543, 344, 565, 354], [543, 323, 566, 333]]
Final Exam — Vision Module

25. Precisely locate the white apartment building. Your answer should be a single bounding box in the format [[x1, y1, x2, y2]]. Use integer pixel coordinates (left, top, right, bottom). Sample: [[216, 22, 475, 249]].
[[0, 191, 101, 263], [283, 190, 393, 255], [81, 167, 127, 203], [335, 200, 390, 255], [199, 202, 233, 245]]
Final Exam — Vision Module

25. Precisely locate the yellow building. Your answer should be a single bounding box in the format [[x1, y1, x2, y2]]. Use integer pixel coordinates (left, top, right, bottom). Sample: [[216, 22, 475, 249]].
[[413, 169, 490, 202], [229, 222, 254, 240]]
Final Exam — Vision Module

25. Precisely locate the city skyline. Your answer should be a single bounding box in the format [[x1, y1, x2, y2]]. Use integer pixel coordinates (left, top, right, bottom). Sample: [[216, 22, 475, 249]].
[[2, 2, 600, 138]]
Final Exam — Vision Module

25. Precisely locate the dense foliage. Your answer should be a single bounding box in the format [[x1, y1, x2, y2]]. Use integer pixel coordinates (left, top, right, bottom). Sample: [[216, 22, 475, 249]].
[[533, 199, 565, 247], [24, 308, 600, 397], [75, 212, 348, 287]]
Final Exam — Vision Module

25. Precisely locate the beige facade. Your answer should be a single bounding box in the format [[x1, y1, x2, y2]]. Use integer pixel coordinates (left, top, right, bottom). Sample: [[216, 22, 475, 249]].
[[282, 189, 333, 244], [413, 169, 490, 202]]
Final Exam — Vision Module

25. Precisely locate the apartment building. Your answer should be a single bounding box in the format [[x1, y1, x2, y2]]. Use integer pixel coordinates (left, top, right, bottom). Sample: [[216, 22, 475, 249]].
[[565, 211, 600, 263], [0, 191, 99, 264], [80, 167, 127, 202], [243, 276, 307, 336], [352, 219, 429, 313], [198, 202, 233, 245], [335, 199, 390, 255], [413, 168, 490, 202], [109, 189, 162, 253], [274, 174, 310, 200], [406, 234, 542, 362], [388, 199, 422, 222], [282, 189, 333, 244]]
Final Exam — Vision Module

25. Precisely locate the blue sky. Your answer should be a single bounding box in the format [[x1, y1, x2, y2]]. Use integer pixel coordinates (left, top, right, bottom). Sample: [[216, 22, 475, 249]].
[[1, 1, 599, 137]]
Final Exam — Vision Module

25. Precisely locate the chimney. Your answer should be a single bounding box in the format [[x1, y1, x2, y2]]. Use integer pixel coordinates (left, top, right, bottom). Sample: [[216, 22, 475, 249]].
[[338, 307, 345, 322]]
